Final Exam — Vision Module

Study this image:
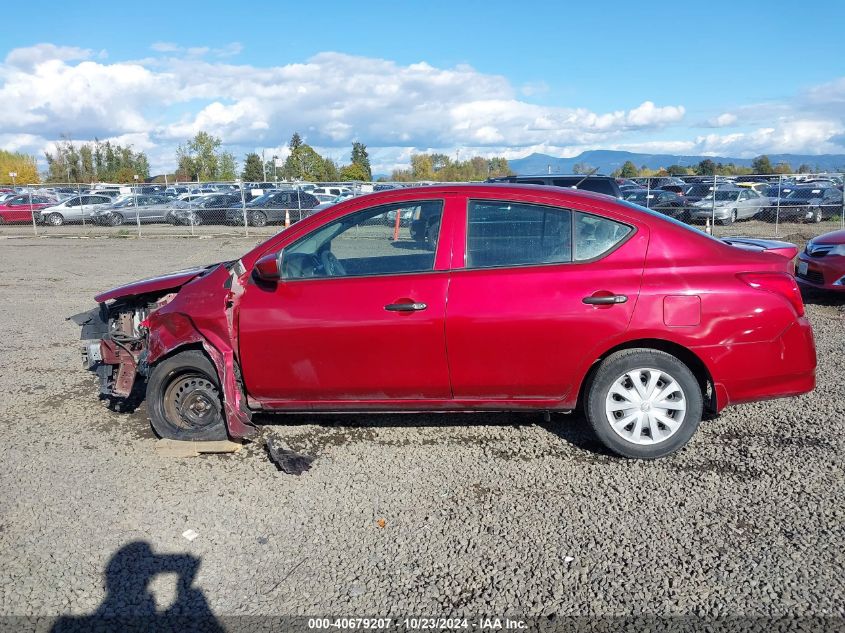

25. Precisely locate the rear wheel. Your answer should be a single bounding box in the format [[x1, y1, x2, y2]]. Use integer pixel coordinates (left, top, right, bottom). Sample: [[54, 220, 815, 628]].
[[584, 349, 703, 459], [146, 350, 228, 441], [109, 213, 124, 227], [812, 208, 822, 223], [47, 212, 64, 226]]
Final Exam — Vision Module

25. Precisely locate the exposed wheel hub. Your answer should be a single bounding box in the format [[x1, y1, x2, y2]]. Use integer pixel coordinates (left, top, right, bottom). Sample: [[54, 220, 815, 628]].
[[165, 374, 221, 429]]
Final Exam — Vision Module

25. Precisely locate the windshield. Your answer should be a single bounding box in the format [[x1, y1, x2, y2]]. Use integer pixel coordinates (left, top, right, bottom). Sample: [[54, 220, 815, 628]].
[[786, 189, 823, 200], [703, 191, 740, 202]]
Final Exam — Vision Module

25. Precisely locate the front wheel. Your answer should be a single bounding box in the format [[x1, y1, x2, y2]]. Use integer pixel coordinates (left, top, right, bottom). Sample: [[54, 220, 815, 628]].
[[146, 350, 228, 441], [250, 210, 267, 227], [109, 213, 124, 227], [584, 349, 703, 459], [47, 212, 64, 226], [811, 208, 822, 223]]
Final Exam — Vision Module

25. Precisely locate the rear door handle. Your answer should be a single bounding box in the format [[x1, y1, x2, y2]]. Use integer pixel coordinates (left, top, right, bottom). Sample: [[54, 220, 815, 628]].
[[385, 302, 427, 312], [582, 294, 628, 305]]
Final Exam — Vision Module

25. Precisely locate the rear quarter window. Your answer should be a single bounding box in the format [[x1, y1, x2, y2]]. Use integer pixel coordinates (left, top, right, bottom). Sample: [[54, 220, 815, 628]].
[[574, 212, 632, 261]]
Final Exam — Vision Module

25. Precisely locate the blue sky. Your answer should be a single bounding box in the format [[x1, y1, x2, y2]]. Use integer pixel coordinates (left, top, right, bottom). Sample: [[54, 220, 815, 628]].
[[2, 0, 844, 173]]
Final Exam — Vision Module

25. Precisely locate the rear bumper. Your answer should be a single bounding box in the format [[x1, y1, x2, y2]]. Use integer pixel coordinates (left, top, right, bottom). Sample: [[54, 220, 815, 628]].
[[694, 317, 816, 411]]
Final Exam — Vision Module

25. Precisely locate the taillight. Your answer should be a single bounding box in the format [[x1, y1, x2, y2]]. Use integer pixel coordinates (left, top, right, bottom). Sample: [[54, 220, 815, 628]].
[[738, 272, 805, 316]]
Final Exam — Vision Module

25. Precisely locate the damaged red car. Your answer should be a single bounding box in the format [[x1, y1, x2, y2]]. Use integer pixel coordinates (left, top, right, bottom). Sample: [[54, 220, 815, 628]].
[[73, 185, 816, 458]]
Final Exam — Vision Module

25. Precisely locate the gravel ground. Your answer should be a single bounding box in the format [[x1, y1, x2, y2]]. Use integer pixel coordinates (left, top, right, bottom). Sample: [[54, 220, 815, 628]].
[[0, 236, 844, 626]]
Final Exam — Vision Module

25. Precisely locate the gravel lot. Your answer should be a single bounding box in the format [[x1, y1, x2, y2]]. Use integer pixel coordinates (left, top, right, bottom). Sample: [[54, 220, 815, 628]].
[[0, 235, 844, 627]]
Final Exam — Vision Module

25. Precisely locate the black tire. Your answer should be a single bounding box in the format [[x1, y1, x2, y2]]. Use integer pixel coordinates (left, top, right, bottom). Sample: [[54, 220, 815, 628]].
[[719, 209, 737, 225], [146, 350, 228, 441], [812, 208, 822, 223], [250, 210, 267, 227], [110, 213, 124, 227], [47, 212, 64, 226], [584, 348, 703, 459]]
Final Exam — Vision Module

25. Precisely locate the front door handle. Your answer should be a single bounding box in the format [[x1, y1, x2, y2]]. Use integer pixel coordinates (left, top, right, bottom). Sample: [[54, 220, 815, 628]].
[[385, 302, 427, 312], [582, 294, 628, 305]]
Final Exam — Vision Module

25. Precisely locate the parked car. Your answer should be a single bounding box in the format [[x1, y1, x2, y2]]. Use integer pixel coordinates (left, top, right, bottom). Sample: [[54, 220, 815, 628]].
[[795, 229, 845, 291], [73, 184, 815, 459], [171, 193, 256, 225], [38, 195, 114, 225], [312, 186, 352, 197], [689, 188, 767, 224], [632, 176, 687, 190], [0, 194, 58, 224], [624, 190, 688, 220], [770, 187, 843, 223], [224, 191, 320, 227], [91, 195, 188, 226], [487, 174, 622, 198]]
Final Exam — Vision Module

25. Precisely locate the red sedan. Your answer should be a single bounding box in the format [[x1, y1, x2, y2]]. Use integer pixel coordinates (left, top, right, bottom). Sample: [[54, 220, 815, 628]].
[[795, 229, 845, 292], [0, 194, 58, 224], [73, 185, 816, 458]]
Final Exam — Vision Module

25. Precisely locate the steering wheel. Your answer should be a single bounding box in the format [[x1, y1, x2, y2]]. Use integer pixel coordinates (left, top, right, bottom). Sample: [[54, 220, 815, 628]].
[[320, 250, 347, 277]]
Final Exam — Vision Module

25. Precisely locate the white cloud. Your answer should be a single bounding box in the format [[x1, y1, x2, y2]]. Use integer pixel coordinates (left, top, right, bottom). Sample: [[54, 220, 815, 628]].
[[1, 43, 843, 175], [705, 112, 738, 128]]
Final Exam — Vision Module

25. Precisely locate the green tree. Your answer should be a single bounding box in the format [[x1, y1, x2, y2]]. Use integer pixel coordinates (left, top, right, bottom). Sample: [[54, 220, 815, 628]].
[[773, 162, 793, 175], [218, 151, 237, 180], [696, 159, 716, 176], [45, 138, 149, 183], [242, 153, 264, 181], [350, 142, 372, 180], [797, 163, 813, 174], [289, 132, 303, 151], [339, 162, 369, 181], [572, 162, 595, 175], [665, 164, 688, 175], [283, 144, 334, 181], [178, 131, 222, 181], [619, 161, 639, 178], [751, 155, 774, 174]]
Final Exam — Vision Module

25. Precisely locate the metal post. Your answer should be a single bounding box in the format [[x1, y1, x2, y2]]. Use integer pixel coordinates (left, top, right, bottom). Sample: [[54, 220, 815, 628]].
[[711, 173, 717, 235], [774, 174, 782, 237], [841, 172, 844, 230], [133, 175, 141, 237], [77, 183, 85, 228], [262, 149, 267, 182], [645, 178, 651, 209], [29, 189, 37, 236], [240, 180, 248, 237]]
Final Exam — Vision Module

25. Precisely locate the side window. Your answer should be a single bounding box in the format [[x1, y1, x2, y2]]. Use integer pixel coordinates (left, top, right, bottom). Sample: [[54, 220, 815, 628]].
[[466, 201, 571, 269], [574, 212, 632, 261], [66, 198, 81, 207], [282, 200, 444, 279]]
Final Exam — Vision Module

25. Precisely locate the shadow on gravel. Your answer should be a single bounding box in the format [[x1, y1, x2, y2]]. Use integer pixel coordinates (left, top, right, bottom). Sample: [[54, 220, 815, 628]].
[[801, 287, 845, 308], [254, 410, 614, 458], [50, 541, 223, 633]]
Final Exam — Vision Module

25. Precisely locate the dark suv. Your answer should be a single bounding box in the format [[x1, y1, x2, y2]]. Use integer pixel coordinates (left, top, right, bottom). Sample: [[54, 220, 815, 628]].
[[486, 174, 621, 198]]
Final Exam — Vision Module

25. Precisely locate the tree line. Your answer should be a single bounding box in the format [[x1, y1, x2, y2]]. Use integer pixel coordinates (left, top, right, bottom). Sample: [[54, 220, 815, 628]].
[[608, 156, 827, 179]]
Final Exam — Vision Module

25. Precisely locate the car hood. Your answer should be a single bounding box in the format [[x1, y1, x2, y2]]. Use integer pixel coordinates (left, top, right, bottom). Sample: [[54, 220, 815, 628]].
[[94, 263, 223, 303], [692, 199, 735, 208], [813, 229, 845, 245]]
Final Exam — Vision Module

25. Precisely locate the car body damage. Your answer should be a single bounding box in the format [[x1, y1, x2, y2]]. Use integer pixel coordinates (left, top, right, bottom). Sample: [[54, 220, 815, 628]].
[[71, 259, 258, 438]]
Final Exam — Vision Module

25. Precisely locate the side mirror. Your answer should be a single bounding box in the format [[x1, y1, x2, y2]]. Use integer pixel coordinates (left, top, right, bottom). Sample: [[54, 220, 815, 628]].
[[254, 251, 284, 282]]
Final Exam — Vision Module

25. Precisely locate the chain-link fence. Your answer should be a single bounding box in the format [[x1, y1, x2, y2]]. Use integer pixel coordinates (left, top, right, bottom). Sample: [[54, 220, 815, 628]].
[[1, 175, 842, 243]]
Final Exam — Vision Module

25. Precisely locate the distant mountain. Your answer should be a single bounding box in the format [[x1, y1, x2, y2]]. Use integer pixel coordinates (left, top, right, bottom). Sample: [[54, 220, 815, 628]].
[[508, 150, 845, 175]]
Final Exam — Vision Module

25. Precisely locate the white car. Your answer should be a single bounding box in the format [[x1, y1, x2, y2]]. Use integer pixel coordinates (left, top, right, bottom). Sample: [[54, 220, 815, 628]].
[[312, 186, 352, 197], [39, 194, 115, 225]]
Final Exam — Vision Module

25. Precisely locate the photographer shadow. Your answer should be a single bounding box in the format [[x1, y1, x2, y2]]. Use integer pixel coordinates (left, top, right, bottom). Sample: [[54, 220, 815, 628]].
[[50, 541, 223, 633]]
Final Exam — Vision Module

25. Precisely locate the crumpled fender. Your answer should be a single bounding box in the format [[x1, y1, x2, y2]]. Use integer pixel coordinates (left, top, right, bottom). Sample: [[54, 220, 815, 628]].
[[146, 310, 256, 439]]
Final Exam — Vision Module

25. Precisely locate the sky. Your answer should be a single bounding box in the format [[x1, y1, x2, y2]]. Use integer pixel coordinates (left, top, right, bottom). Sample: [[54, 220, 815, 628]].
[[2, 0, 845, 175]]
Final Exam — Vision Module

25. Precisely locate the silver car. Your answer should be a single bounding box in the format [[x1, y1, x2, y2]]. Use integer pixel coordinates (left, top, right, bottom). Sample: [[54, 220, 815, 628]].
[[689, 188, 766, 225], [91, 195, 188, 226], [39, 195, 114, 226]]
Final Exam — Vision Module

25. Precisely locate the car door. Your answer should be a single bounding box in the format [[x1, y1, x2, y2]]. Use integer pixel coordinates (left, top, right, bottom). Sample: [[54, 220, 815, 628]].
[[237, 196, 457, 404], [445, 195, 647, 402]]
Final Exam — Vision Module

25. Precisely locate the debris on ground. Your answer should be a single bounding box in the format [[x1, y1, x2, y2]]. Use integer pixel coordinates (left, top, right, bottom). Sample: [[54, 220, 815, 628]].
[[155, 439, 242, 458], [182, 529, 199, 542], [265, 436, 315, 475], [376, 518, 386, 529]]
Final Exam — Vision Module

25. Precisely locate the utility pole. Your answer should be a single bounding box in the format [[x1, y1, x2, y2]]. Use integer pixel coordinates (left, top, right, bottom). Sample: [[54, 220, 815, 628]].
[[8, 171, 16, 188], [272, 155, 278, 182], [262, 149, 267, 182]]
